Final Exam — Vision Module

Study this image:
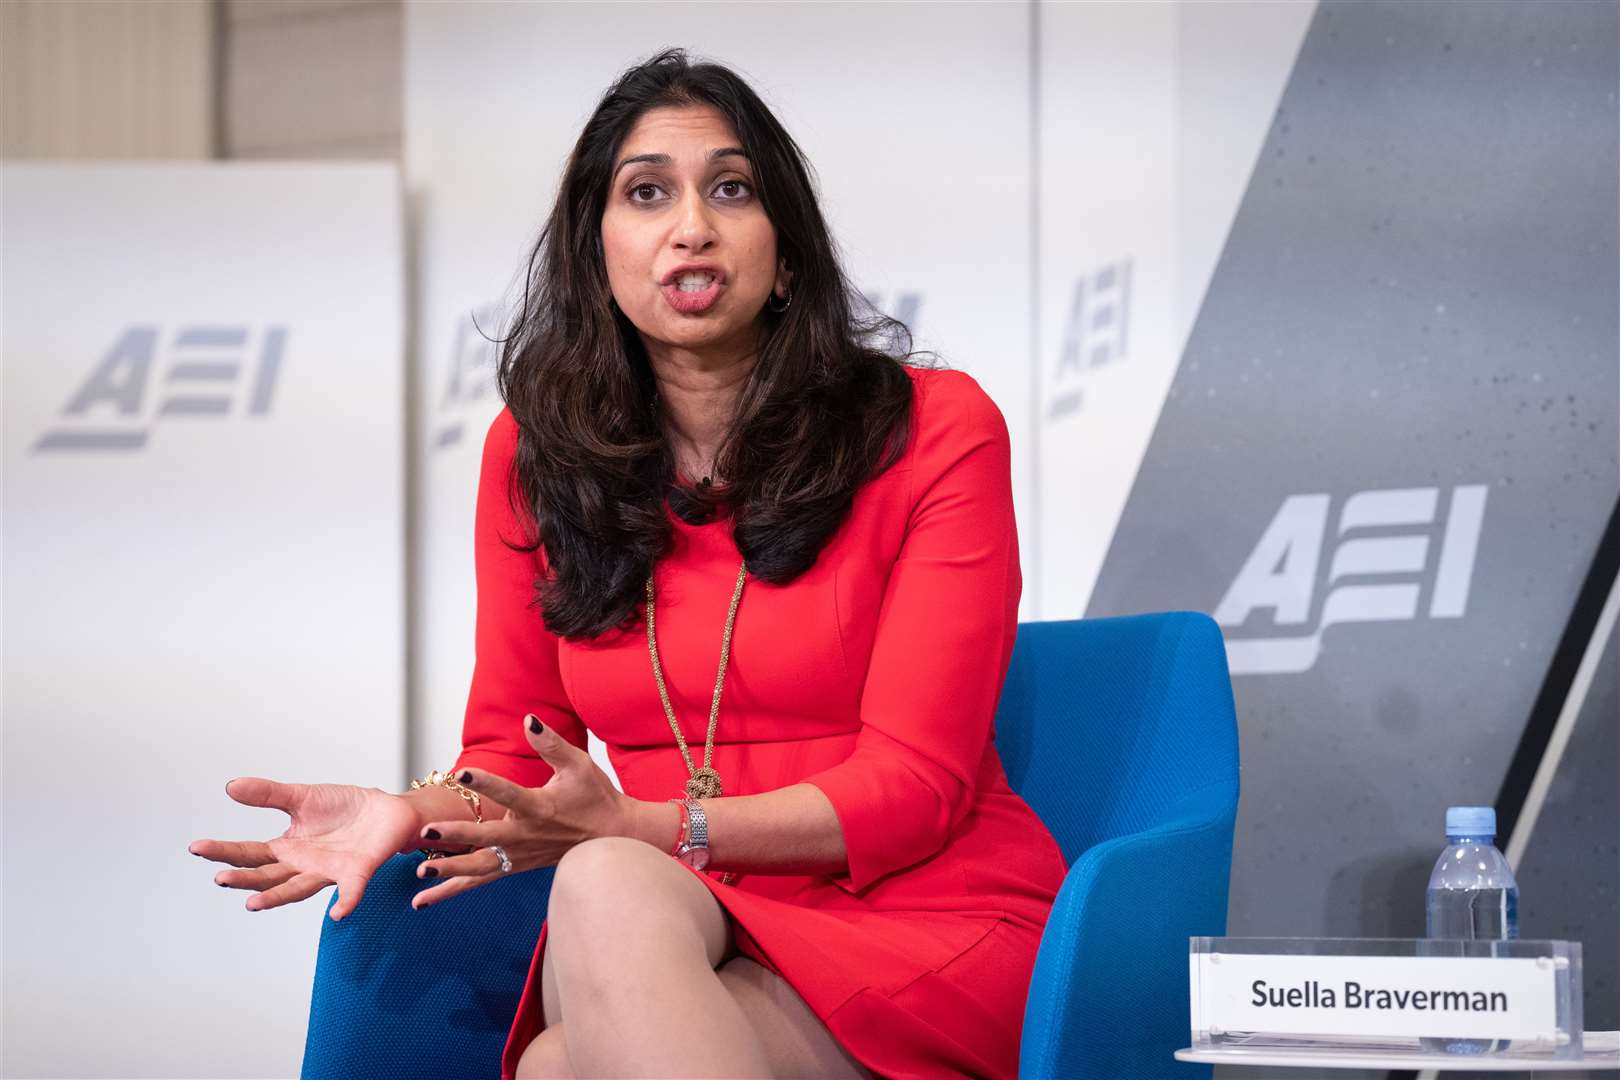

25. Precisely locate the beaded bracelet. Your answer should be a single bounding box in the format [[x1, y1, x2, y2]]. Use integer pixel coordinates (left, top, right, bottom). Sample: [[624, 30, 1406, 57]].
[[667, 797, 690, 856], [411, 768, 483, 860]]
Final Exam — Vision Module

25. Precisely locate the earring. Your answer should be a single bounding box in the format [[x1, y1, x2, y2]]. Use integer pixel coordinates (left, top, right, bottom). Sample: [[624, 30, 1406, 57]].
[[766, 286, 793, 314]]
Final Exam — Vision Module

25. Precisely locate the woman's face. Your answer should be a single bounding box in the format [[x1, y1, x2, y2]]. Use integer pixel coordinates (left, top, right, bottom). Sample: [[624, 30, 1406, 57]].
[[600, 104, 792, 366]]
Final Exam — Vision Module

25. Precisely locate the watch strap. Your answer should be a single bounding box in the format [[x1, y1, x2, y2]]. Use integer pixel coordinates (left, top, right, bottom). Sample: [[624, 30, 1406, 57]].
[[684, 799, 709, 849], [666, 797, 709, 860]]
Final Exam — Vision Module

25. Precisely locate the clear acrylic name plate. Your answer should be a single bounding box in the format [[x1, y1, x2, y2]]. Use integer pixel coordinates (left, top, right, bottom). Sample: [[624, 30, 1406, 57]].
[[1190, 937, 1584, 1061]]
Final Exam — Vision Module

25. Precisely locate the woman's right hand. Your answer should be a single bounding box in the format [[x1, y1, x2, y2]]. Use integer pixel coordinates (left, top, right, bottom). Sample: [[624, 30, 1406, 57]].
[[189, 778, 425, 921]]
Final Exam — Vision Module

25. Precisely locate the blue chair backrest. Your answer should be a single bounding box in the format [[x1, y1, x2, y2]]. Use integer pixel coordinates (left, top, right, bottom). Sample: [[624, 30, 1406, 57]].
[[994, 612, 1241, 863]]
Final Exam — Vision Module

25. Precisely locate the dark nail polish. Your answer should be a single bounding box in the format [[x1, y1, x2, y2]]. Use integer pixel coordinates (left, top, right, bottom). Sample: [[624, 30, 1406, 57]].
[[528, 715, 542, 734], [218, 881, 229, 888], [423, 828, 441, 841], [458, 770, 473, 784], [421, 865, 438, 879]]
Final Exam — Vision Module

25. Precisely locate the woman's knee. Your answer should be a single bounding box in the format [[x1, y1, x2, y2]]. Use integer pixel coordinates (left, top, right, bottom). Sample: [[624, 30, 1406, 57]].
[[514, 1022, 573, 1080], [548, 837, 676, 928], [547, 836, 731, 968]]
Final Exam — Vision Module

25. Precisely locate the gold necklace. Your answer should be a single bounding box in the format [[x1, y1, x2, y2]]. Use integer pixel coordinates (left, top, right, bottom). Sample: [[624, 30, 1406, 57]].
[[645, 559, 748, 800]]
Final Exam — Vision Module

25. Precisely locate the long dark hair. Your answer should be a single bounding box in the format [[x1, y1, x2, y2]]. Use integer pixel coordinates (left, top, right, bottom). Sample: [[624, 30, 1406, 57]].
[[494, 46, 939, 640]]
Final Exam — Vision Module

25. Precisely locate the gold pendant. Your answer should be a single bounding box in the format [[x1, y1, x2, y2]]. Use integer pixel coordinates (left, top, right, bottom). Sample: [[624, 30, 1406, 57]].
[[686, 766, 723, 800]]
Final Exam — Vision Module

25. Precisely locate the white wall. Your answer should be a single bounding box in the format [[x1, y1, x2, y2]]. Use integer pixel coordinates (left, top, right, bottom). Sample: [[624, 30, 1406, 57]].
[[1, 163, 406, 1079], [1034, 0, 1316, 617]]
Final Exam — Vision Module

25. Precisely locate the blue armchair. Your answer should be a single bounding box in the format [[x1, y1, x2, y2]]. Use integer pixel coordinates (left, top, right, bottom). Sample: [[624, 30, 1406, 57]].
[[1003, 612, 1241, 1080], [301, 611, 1240, 1079]]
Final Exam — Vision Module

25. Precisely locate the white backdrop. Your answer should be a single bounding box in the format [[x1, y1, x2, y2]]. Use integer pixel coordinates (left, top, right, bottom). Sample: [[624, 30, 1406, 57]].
[[1036, 0, 1315, 615], [403, 0, 1315, 782], [1, 163, 405, 1079]]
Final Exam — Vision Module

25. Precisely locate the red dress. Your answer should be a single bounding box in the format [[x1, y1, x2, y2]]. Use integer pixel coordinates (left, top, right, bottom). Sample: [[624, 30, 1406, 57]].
[[453, 365, 1068, 1080]]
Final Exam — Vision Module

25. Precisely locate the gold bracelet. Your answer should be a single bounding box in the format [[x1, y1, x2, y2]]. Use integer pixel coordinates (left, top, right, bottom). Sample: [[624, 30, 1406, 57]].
[[410, 767, 483, 860]]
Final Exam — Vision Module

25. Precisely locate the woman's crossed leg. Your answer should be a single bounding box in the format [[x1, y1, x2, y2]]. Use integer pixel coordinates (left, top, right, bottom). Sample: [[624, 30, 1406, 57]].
[[515, 836, 874, 1079]]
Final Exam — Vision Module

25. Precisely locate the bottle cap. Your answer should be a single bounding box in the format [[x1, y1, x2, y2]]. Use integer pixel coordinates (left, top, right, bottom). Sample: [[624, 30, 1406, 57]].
[[1446, 805, 1496, 837]]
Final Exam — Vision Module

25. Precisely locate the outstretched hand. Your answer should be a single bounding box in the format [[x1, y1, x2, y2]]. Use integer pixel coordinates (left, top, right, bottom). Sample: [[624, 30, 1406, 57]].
[[189, 779, 422, 921], [410, 714, 630, 910]]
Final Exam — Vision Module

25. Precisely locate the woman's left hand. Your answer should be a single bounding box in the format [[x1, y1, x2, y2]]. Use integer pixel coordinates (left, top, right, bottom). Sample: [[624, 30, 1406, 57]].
[[411, 714, 630, 909]]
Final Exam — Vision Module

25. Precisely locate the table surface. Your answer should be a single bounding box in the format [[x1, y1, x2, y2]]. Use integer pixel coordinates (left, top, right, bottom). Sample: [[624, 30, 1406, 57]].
[[1175, 1035, 1620, 1072]]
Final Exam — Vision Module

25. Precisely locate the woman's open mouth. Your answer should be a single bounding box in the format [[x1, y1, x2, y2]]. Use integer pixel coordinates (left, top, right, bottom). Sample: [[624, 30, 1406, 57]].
[[661, 272, 724, 315]]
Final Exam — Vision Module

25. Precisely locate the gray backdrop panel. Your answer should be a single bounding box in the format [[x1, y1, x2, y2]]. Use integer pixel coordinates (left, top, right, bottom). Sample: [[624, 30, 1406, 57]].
[[1083, 0, 1619, 966]]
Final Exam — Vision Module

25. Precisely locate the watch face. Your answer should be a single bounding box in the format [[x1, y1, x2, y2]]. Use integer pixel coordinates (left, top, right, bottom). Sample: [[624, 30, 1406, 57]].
[[680, 846, 710, 871]]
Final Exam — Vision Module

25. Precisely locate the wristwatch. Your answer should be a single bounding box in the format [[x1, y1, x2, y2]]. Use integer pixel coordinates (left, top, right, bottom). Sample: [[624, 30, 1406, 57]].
[[670, 797, 711, 871]]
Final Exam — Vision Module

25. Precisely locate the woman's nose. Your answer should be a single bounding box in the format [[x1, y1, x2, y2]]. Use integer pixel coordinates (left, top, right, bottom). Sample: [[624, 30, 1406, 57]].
[[670, 186, 718, 249]]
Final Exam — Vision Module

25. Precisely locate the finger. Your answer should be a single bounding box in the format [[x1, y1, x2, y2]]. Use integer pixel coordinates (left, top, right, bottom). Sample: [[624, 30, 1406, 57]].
[[245, 871, 330, 912], [415, 846, 507, 883], [224, 777, 307, 813], [329, 870, 371, 922], [189, 838, 278, 868], [412, 871, 501, 911], [416, 819, 490, 852], [452, 766, 539, 818], [215, 863, 298, 891], [522, 714, 580, 770]]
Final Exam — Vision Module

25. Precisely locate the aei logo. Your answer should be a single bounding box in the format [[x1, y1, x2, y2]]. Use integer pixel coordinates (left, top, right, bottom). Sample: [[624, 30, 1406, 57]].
[[434, 301, 503, 451], [1215, 485, 1489, 675], [32, 325, 286, 452], [1047, 257, 1133, 422]]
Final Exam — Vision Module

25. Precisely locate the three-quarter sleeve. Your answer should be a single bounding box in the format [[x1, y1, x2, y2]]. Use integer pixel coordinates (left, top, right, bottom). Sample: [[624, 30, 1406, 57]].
[[451, 407, 589, 789], [801, 371, 1021, 893]]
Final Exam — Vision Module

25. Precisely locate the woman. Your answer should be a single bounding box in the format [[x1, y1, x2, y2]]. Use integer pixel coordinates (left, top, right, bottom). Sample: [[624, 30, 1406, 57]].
[[190, 48, 1068, 1079]]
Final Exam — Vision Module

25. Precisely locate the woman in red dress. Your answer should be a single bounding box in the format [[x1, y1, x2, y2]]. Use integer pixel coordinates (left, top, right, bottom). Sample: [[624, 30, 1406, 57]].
[[192, 47, 1066, 1079]]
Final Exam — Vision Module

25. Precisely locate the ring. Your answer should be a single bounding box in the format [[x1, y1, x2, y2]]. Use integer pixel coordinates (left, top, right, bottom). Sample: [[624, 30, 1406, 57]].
[[488, 845, 513, 874]]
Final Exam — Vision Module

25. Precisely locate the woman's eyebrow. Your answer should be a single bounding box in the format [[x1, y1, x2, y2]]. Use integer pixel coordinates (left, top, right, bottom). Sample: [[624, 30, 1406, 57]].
[[613, 146, 750, 181]]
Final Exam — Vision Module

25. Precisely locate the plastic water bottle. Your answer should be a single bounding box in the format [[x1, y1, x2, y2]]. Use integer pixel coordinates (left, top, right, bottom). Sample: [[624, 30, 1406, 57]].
[[1420, 806, 1519, 1055]]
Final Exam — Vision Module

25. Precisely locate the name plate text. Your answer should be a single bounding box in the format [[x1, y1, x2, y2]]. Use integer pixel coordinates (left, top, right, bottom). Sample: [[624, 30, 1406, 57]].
[[1191, 952, 1559, 1041]]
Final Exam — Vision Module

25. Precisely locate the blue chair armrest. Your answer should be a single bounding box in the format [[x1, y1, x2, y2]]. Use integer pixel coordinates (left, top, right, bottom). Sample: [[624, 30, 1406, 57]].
[[301, 852, 555, 1080], [1019, 783, 1237, 1080]]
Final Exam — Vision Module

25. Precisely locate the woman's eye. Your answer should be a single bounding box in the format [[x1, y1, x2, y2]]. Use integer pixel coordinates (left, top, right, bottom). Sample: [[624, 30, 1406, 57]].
[[627, 179, 752, 205]]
